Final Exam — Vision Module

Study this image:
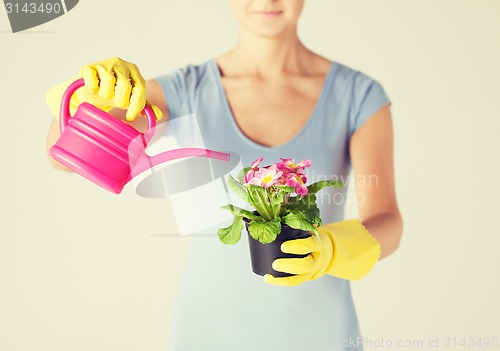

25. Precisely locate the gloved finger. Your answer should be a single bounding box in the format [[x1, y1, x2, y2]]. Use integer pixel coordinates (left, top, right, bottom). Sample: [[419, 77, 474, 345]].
[[263, 273, 309, 287], [95, 64, 116, 100], [281, 236, 319, 255], [94, 65, 116, 100], [139, 102, 164, 121], [149, 103, 164, 121], [272, 256, 314, 275], [127, 84, 146, 121], [128, 62, 145, 88], [113, 68, 132, 109], [126, 64, 147, 121], [80, 65, 99, 93]]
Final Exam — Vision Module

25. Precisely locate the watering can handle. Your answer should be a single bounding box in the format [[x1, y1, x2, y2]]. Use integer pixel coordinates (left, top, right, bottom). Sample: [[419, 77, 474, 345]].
[[59, 78, 157, 134]]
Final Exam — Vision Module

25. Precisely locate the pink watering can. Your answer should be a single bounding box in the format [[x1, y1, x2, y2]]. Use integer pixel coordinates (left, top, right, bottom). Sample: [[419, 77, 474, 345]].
[[49, 78, 230, 194]]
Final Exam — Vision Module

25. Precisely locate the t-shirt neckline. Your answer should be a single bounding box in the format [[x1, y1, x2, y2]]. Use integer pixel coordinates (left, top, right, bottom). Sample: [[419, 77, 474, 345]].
[[209, 58, 338, 151]]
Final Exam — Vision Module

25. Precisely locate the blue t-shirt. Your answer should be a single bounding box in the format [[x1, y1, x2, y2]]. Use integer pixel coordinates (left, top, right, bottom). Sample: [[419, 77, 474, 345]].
[[155, 58, 391, 351]]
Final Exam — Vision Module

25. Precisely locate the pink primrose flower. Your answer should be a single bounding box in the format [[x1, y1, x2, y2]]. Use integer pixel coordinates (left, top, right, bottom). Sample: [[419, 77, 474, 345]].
[[250, 157, 264, 170], [244, 169, 255, 183], [244, 158, 264, 184], [285, 173, 309, 196], [277, 158, 312, 173], [247, 164, 283, 188]]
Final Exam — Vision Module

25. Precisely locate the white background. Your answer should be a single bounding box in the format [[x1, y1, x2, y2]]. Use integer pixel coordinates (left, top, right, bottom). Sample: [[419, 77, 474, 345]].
[[1, 1, 499, 350]]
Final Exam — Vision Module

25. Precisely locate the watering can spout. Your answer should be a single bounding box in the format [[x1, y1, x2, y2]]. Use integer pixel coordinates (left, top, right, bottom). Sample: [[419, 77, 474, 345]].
[[49, 78, 231, 194], [126, 148, 231, 184]]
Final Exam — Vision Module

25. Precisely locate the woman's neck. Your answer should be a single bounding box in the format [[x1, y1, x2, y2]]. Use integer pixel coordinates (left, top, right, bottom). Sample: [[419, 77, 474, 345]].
[[219, 29, 317, 78]]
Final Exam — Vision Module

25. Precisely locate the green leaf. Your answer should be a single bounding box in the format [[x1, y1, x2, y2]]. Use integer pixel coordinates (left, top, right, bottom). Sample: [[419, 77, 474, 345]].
[[288, 193, 316, 212], [307, 180, 344, 194], [282, 212, 319, 237], [286, 179, 343, 229], [218, 216, 243, 245], [309, 210, 322, 227], [221, 204, 263, 221], [248, 217, 281, 244], [268, 189, 284, 206], [273, 185, 295, 193], [268, 189, 285, 218], [227, 175, 248, 202], [288, 194, 323, 228], [246, 185, 274, 221]]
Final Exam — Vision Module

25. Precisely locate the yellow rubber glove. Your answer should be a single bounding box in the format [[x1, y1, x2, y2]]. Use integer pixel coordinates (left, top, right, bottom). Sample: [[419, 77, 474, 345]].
[[264, 219, 381, 286], [45, 57, 163, 122]]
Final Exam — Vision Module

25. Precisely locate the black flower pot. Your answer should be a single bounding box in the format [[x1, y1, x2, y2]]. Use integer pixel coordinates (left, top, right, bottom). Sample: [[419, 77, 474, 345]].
[[244, 219, 311, 277]]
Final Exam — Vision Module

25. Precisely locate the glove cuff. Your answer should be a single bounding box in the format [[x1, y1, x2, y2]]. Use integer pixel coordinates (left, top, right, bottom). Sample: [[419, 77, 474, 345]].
[[320, 219, 381, 280]]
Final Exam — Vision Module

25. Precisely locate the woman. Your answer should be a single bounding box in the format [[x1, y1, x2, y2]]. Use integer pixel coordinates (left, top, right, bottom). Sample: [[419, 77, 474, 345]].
[[46, 1, 402, 350]]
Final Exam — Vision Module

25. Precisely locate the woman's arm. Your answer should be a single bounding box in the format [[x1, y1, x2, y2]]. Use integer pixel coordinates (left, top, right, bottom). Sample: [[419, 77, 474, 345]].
[[350, 104, 403, 259]]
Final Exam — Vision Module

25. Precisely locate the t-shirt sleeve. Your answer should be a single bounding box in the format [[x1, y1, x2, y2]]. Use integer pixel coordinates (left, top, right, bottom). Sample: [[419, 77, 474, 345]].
[[153, 67, 191, 120], [349, 72, 392, 136]]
